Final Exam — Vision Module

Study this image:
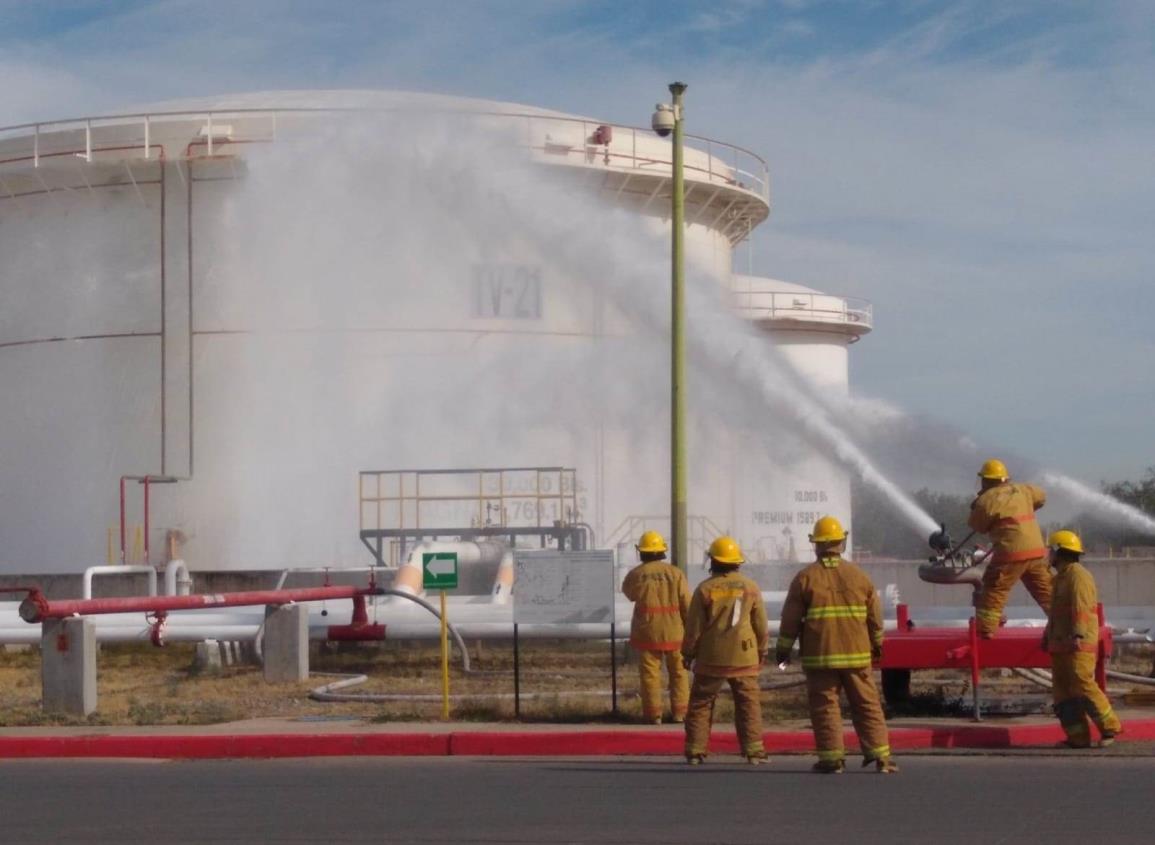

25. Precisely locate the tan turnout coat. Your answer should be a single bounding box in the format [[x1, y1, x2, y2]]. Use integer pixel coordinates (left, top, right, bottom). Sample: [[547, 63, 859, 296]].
[[968, 482, 1047, 564], [777, 557, 883, 670], [681, 571, 768, 677], [1045, 562, 1099, 655], [622, 561, 690, 652]]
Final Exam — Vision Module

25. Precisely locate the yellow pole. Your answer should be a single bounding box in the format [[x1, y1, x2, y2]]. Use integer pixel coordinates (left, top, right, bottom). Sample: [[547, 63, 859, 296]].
[[669, 81, 689, 575], [440, 589, 450, 721]]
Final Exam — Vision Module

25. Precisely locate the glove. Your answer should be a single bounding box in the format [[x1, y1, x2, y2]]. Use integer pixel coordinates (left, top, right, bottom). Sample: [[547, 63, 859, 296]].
[[871, 644, 883, 662], [774, 650, 790, 666], [682, 656, 693, 671]]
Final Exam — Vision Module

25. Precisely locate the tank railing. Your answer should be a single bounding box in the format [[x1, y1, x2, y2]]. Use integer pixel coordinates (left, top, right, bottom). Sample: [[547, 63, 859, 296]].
[[605, 514, 727, 564], [0, 142, 164, 173], [730, 289, 874, 329], [0, 107, 769, 204], [358, 466, 580, 535], [526, 114, 767, 200]]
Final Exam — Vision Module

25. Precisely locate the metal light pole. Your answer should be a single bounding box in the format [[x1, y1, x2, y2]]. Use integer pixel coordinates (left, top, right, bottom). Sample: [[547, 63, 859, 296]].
[[667, 82, 689, 573]]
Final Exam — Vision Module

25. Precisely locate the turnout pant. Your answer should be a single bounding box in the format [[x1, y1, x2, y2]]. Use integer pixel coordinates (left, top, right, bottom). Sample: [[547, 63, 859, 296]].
[[976, 558, 1053, 637], [805, 667, 891, 764], [637, 649, 689, 722], [683, 674, 764, 758], [1052, 652, 1122, 746]]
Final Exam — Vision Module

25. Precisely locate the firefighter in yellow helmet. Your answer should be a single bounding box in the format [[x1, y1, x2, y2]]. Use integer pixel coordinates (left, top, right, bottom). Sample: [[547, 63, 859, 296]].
[[621, 530, 690, 724], [1042, 529, 1122, 748], [969, 459, 1052, 637], [681, 536, 768, 765], [776, 516, 897, 774]]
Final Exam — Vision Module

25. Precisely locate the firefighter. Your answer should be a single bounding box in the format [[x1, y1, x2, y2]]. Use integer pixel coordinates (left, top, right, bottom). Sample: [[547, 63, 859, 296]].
[[1042, 529, 1122, 748], [968, 459, 1052, 637], [621, 530, 691, 724], [681, 536, 768, 765], [776, 516, 897, 774]]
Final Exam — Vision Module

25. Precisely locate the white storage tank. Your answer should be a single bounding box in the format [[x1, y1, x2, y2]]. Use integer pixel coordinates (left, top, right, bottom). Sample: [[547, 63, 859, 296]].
[[0, 90, 867, 573], [729, 275, 873, 561]]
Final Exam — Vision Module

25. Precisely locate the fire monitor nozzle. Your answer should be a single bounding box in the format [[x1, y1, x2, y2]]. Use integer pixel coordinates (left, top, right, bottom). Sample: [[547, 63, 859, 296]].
[[928, 523, 952, 554]]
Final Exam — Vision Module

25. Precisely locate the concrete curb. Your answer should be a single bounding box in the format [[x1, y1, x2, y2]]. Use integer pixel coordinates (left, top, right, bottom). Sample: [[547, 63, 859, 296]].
[[1, 719, 1152, 759]]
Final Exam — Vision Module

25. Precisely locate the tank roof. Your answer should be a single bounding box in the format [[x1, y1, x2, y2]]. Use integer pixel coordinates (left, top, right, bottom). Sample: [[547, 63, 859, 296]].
[[124, 89, 592, 123], [732, 275, 872, 339], [0, 88, 769, 246], [733, 275, 821, 296]]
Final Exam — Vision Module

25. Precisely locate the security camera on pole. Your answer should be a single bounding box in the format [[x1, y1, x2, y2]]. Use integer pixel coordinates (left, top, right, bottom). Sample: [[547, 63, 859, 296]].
[[652, 82, 688, 574]]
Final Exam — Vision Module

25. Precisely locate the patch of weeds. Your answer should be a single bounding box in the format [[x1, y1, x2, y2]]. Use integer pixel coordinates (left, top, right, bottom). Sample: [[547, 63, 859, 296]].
[[180, 701, 243, 725], [518, 695, 620, 724], [452, 698, 505, 721], [0, 708, 109, 728], [127, 697, 169, 725], [369, 708, 434, 723]]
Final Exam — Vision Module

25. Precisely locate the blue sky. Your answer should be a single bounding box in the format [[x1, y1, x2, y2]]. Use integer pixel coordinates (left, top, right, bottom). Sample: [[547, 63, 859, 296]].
[[1, 0, 1152, 483]]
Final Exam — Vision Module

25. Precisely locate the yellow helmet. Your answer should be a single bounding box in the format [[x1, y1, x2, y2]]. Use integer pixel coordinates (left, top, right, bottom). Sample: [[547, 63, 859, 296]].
[[636, 530, 668, 554], [978, 459, 1009, 482], [1048, 529, 1084, 555], [707, 536, 745, 565], [809, 515, 847, 544]]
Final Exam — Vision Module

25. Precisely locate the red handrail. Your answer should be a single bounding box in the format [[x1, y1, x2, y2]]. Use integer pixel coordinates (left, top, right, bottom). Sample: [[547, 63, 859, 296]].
[[18, 584, 381, 624]]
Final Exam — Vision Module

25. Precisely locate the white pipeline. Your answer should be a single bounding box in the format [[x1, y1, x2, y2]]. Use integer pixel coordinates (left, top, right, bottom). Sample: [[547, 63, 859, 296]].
[[491, 549, 514, 604], [0, 591, 798, 645], [391, 540, 510, 598], [164, 559, 193, 596], [1105, 669, 1155, 688], [82, 566, 157, 599]]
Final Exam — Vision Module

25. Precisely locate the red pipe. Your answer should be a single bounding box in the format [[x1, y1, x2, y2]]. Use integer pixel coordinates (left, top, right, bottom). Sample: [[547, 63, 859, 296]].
[[18, 585, 378, 624], [321, 593, 387, 641], [1095, 602, 1109, 692], [968, 615, 981, 697], [325, 623, 387, 642]]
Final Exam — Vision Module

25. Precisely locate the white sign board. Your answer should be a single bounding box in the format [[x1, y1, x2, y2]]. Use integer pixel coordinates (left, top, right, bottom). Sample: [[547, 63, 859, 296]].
[[513, 550, 615, 625]]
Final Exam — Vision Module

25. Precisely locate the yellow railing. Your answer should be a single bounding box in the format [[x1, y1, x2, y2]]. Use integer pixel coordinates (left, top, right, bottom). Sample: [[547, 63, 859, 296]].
[[359, 466, 580, 535]]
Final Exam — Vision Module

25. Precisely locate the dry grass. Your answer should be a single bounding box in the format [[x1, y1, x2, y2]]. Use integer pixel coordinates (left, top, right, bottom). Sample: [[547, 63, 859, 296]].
[[4, 640, 1144, 727], [0, 640, 812, 727]]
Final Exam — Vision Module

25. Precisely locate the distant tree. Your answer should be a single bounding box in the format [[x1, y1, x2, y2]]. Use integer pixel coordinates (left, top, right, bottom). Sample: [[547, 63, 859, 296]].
[[1103, 467, 1155, 515], [851, 481, 971, 560]]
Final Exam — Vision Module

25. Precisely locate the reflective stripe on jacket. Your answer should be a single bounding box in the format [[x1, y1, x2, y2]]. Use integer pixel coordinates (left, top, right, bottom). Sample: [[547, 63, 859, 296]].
[[777, 557, 882, 671], [1045, 562, 1099, 655], [622, 561, 690, 651], [681, 572, 768, 677], [968, 482, 1047, 564]]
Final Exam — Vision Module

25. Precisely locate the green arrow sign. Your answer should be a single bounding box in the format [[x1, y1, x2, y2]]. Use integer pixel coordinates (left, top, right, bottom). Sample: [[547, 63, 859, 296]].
[[422, 552, 459, 590]]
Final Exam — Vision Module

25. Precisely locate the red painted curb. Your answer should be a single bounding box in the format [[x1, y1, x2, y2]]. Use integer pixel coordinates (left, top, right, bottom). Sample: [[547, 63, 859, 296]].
[[451, 730, 682, 757], [0, 719, 1150, 759], [0, 733, 450, 759]]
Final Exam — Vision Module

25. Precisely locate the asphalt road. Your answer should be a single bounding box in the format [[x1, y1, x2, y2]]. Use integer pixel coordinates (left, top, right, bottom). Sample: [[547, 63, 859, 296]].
[[0, 754, 1151, 844]]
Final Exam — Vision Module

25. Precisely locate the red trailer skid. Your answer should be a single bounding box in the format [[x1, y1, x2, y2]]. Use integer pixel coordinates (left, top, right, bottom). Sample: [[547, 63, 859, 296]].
[[878, 603, 1112, 719]]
